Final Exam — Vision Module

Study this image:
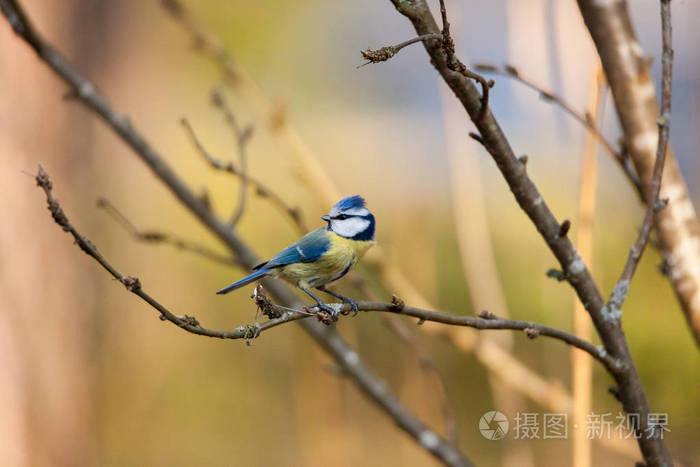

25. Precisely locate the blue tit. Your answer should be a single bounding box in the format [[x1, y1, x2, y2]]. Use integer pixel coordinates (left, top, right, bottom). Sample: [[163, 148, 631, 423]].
[[216, 195, 375, 320]]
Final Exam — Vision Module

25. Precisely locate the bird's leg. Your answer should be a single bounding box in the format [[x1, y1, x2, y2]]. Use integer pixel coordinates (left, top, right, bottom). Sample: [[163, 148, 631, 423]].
[[298, 285, 339, 321], [316, 285, 360, 316]]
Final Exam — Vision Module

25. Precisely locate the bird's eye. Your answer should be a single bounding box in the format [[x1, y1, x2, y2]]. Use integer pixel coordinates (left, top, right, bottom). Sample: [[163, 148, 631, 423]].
[[336, 214, 349, 220]]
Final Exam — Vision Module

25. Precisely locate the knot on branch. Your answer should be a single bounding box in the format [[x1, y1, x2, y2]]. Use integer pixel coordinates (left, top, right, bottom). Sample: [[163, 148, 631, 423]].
[[75, 235, 96, 255], [391, 294, 405, 311], [47, 199, 69, 231], [524, 327, 539, 339], [478, 310, 497, 320], [122, 276, 141, 292], [252, 284, 280, 319], [243, 323, 261, 340], [181, 314, 200, 327], [165, 314, 201, 327], [468, 132, 485, 146], [654, 198, 669, 212], [558, 218, 571, 238], [36, 167, 69, 231]]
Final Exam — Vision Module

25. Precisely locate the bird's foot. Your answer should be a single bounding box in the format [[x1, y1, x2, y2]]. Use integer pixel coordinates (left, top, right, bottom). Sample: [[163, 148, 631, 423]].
[[314, 302, 340, 324], [340, 298, 360, 317]]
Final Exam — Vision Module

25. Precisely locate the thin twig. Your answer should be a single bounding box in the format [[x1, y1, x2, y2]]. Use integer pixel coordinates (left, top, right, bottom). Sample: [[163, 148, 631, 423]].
[[96, 197, 238, 267], [3, 2, 470, 465], [180, 117, 307, 232], [161, 3, 645, 461], [210, 90, 251, 226], [381, 314, 458, 442], [438, 0, 491, 121], [356, 278, 458, 443], [36, 168, 615, 371], [37, 165, 273, 339], [577, 0, 700, 348], [473, 62, 643, 197], [162, 0, 595, 426], [387, 0, 671, 463], [605, 0, 673, 320], [358, 33, 441, 67]]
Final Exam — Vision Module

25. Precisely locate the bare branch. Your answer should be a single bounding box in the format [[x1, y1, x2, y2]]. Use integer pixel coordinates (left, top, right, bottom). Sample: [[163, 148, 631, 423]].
[[606, 0, 673, 320], [381, 313, 458, 441], [472, 62, 643, 197], [2, 2, 469, 465], [37, 165, 276, 340], [359, 33, 441, 66], [160, 5, 649, 460], [180, 117, 307, 232], [386, 0, 671, 463], [38, 169, 615, 372], [577, 0, 700, 347], [438, 0, 492, 121], [96, 197, 238, 267], [209, 90, 251, 226]]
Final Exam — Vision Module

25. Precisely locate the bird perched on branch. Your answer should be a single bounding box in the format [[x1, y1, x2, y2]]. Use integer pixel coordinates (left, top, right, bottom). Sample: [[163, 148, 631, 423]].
[[216, 195, 375, 320]]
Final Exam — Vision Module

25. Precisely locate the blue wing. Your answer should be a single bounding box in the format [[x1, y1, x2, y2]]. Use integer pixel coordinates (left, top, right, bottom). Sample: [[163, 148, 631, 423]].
[[255, 228, 330, 270]]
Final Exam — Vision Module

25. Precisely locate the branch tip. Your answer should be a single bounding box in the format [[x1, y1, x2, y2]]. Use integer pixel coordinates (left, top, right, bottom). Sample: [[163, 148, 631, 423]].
[[546, 268, 567, 282], [468, 132, 484, 145], [391, 294, 406, 311], [477, 310, 497, 320], [122, 276, 142, 292]]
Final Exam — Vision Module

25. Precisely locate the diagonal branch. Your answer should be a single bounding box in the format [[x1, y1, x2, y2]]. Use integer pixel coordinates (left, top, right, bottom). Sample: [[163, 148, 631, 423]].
[[160, 0, 597, 428], [1, 2, 469, 465], [180, 117, 307, 232], [386, 0, 672, 464], [605, 0, 673, 320], [359, 33, 441, 66], [38, 165, 615, 373], [37, 165, 282, 340], [472, 62, 642, 197], [437, 0, 491, 121], [577, 0, 700, 347], [209, 90, 251, 226], [97, 197, 237, 267]]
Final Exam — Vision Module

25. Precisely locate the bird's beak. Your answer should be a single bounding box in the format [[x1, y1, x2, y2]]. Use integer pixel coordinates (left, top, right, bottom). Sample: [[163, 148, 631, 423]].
[[321, 215, 331, 222]]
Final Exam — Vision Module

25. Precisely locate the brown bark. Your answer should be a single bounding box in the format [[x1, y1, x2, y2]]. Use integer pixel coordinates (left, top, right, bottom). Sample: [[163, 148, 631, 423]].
[[577, 0, 700, 347]]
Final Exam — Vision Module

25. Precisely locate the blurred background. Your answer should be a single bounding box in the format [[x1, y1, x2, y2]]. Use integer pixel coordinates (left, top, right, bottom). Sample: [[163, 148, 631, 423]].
[[1, 0, 699, 466]]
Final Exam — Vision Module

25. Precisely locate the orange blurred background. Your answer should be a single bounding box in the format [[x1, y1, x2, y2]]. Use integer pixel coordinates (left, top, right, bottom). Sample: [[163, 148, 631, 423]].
[[1, 1, 698, 466]]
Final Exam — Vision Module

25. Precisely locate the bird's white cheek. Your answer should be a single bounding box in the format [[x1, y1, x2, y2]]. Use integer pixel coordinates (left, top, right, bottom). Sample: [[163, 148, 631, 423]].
[[332, 218, 370, 237]]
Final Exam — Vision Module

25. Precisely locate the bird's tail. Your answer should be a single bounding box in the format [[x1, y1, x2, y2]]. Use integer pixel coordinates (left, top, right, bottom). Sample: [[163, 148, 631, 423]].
[[216, 269, 270, 295]]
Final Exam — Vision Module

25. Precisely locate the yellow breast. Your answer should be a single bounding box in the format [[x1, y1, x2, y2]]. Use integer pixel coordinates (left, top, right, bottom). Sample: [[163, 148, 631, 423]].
[[277, 231, 374, 288]]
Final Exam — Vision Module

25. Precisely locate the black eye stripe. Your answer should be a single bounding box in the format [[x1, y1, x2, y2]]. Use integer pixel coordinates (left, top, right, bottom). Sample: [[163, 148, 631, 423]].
[[332, 213, 373, 221]]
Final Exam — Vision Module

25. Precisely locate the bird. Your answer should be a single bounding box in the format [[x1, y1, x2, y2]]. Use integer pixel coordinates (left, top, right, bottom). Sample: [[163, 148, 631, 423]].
[[216, 195, 375, 320]]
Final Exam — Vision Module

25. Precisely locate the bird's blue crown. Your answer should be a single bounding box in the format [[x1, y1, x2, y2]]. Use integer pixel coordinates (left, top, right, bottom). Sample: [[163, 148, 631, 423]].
[[334, 195, 366, 212]]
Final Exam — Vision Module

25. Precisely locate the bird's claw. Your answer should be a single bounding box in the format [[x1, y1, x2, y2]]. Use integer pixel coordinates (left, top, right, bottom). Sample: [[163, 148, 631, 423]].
[[343, 298, 360, 317], [316, 303, 340, 323]]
